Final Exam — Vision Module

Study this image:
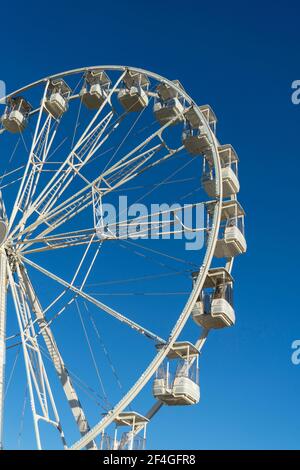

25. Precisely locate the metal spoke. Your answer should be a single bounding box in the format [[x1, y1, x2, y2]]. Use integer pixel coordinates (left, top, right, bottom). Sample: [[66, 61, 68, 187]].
[[21, 255, 165, 344], [16, 145, 185, 253], [19, 201, 207, 254], [9, 71, 126, 239], [8, 81, 51, 230]]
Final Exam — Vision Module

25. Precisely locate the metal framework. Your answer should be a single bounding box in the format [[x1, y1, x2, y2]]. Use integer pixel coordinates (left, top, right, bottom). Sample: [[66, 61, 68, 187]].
[[0, 66, 245, 450]]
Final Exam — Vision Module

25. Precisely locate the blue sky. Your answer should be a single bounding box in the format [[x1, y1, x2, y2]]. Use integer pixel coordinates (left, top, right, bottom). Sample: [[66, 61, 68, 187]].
[[1, 0, 300, 450]]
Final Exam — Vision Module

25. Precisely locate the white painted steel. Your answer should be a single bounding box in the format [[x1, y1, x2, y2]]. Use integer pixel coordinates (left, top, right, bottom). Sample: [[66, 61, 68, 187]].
[[0, 65, 245, 450]]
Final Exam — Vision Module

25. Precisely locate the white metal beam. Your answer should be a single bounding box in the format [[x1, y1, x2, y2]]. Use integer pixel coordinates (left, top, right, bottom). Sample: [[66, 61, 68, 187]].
[[7, 263, 67, 450], [16, 144, 183, 249], [0, 250, 7, 449], [18, 263, 97, 449], [21, 256, 165, 344], [9, 73, 126, 239]]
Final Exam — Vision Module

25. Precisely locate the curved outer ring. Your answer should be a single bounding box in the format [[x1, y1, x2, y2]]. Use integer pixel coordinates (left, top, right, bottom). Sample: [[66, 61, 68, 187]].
[[3, 66, 225, 449]]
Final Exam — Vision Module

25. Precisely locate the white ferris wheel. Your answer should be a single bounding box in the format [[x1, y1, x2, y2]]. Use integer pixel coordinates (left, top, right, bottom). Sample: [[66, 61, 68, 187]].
[[0, 66, 246, 450]]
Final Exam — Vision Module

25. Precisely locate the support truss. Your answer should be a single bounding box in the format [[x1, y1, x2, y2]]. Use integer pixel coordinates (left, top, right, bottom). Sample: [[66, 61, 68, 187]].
[[7, 263, 67, 450], [18, 263, 97, 449], [0, 251, 7, 450]]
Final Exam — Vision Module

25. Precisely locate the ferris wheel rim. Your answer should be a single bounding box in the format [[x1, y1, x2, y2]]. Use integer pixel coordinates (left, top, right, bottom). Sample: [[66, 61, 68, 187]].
[[4, 65, 207, 108]]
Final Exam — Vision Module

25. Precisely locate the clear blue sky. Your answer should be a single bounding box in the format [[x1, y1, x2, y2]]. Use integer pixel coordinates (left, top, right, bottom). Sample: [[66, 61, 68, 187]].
[[1, 0, 300, 450]]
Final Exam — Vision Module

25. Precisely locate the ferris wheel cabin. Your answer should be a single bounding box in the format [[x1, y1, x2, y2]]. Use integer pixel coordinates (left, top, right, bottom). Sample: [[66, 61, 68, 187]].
[[198, 104, 217, 134], [153, 342, 200, 406], [202, 144, 240, 198], [182, 126, 211, 155], [209, 200, 247, 258], [192, 268, 235, 329], [44, 79, 71, 119], [1, 97, 32, 133], [80, 70, 111, 109], [100, 412, 148, 450], [182, 104, 217, 156], [118, 70, 149, 112], [154, 80, 185, 125]]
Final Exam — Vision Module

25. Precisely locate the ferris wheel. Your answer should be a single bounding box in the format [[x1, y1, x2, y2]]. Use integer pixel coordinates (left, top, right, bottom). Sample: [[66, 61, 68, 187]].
[[0, 66, 246, 450]]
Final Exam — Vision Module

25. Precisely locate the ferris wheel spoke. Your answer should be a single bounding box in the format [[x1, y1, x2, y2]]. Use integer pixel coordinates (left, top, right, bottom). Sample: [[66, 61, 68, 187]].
[[18, 192, 93, 246], [94, 121, 174, 187], [19, 138, 160, 240], [19, 227, 193, 254], [121, 239, 199, 269], [40, 233, 101, 329], [20, 115, 59, 212], [11, 139, 159, 242], [12, 109, 114, 237], [99, 143, 163, 190], [15, 143, 184, 249], [19, 228, 97, 253], [21, 255, 165, 344], [9, 81, 52, 230], [91, 116, 184, 197], [28, 113, 183, 231], [18, 197, 207, 255], [100, 145, 183, 196], [97, 201, 207, 239], [9, 72, 127, 239]]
